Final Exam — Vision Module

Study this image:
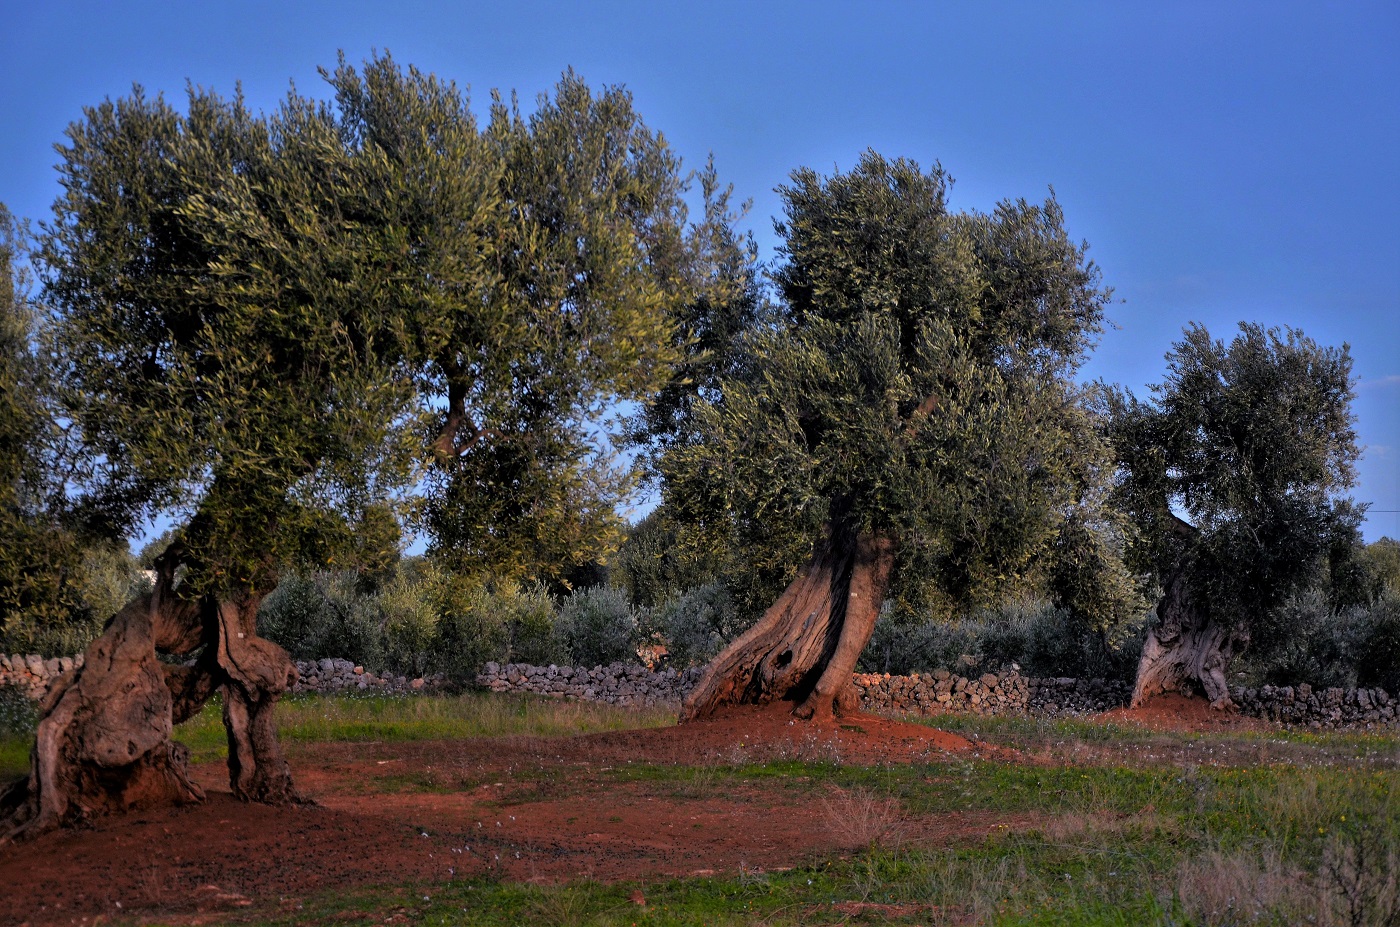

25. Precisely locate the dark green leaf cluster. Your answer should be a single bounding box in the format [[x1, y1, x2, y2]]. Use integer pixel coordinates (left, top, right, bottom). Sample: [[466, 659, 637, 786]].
[[1102, 322, 1364, 644], [610, 509, 717, 608], [0, 207, 82, 647], [652, 151, 1132, 625], [36, 55, 707, 598]]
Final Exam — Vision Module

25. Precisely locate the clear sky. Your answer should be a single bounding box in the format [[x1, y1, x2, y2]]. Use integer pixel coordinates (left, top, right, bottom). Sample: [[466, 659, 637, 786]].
[[4, 1, 1397, 540]]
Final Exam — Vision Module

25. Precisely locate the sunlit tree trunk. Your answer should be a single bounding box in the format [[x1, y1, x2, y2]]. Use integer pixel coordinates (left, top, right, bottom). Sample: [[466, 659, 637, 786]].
[[0, 556, 301, 844], [681, 528, 895, 722], [1130, 535, 1245, 711]]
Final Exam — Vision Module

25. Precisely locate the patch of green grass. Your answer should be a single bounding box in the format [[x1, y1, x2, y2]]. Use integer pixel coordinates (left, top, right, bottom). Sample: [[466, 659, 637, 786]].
[[271, 691, 675, 745], [1, 689, 678, 773], [0, 687, 38, 780], [0, 737, 29, 781]]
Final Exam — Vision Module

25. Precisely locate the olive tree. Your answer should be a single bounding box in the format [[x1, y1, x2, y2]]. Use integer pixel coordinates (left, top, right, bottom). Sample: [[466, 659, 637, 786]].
[[1, 56, 705, 841], [654, 152, 1127, 721], [1103, 323, 1362, 708]]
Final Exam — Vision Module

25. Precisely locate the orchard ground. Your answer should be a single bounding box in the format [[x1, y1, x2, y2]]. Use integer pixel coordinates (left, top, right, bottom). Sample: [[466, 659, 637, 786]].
[[0, 692, 1396, 926]]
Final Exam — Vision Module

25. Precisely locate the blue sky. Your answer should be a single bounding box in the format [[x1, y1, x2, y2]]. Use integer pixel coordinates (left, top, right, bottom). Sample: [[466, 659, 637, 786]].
[[4, 1, 1397, 539]]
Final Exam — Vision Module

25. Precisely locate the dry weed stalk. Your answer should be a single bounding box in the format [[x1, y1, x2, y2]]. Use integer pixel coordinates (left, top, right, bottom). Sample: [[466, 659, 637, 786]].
[[1322, 826, 1400, 927], [821, 786, 907, 850], [1175, 847, 1316, 926]]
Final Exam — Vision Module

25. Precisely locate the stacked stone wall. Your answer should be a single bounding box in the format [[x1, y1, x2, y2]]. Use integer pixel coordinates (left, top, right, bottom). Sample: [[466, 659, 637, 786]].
[[4, 651, 1396, 730], [1229, 682, 1396, 728], [290, 657, 452, 695], [0, 652, 448, 700], [0, 652, 84, 699], [852, 669, 1132, 717], [474, 661, 707, 708]]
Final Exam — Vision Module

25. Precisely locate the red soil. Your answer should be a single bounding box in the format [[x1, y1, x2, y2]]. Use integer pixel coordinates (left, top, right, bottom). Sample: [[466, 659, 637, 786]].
[[0, 697, 1278, 925], [0, 703, 1006, 926], [1097, 691, 1275, 733]]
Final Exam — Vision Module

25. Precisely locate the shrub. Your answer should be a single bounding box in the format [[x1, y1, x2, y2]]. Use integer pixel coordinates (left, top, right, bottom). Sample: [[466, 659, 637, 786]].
[[260, 564, 574, 680], [860, 612, 979, 676], [427, 573, 512, 679], [1352, 591, 1400, 693], [429, 576, 564, 677], [257, 571, 387, 671], [1214, 587, 1400, 692], [656, 581, 743, 667], [859, 598, 1144, 680], [554, 585, 640, 667], [378, 565, 440, 676], [1241, 588, 1362, 690], [611, 510, 716, 608]]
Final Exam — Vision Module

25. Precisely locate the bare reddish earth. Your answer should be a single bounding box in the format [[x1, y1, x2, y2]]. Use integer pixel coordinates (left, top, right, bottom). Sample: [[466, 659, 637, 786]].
[[0, 703, 1001, 926], [0, 696, 1255, 926], [1097, 691, 1276, 733]]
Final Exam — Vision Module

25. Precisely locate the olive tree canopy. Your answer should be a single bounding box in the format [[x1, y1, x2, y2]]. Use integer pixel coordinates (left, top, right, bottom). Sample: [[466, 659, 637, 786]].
[[1104, 322, 1362, 708], [2, 54, 713, 841], [651, 152, 1130, 721]]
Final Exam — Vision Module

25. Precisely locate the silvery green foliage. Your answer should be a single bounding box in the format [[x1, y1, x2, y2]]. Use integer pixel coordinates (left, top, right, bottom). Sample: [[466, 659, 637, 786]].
[[1241, 587, 1400, 692], [260, 566, 569, 678], [861, 598, 1147, 680], [553, 585, 641, 667], [429, 578, 564, 678], [860, 612, 979, 676], [1103, 323, 1363, 655], [258, 572, 388, 672], [656, 582, 744, 667], [656, 152, 1122, 627]]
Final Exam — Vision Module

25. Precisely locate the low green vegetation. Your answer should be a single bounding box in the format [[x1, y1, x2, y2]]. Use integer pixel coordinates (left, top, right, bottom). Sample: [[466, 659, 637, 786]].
[[0, 691, 677, 778], [9, 693, 1390, 925], [241, 737, 1400, 926]]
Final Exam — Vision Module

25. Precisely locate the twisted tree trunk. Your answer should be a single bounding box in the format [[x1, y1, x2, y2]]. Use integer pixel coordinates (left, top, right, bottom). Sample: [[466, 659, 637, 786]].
[[0, 558, 301, 844], [1130, 521, 1246, 711], [681, 527, 895, 723]]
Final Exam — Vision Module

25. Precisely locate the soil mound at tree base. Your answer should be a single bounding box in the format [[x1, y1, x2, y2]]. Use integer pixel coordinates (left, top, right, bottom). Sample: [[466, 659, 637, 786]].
[[1097, 691, 1275, 733], [609, 699, 975, 763]]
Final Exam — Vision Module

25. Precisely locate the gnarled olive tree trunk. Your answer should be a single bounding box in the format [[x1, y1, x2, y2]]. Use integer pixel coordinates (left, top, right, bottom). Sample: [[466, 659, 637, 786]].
[[1130, 530, 1245, 711], [682, 528, 895, 723], [0, 559, 300, 844]]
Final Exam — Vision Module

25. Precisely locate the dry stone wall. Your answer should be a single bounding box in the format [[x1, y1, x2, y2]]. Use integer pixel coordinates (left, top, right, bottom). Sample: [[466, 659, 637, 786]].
[[290, 657, 451, 695], [852, 669, 1132, 717], [475, 661, 707, 708], [0, 652, 84, 699], [3, 651, 1396, 730], [1229, 682, 1397, 728], [0, 652, 448, 700]]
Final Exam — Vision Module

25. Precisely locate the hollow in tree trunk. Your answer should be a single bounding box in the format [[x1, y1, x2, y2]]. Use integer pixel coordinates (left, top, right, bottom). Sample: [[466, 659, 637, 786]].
[[1130, 554, 1246, 711], [0, 559, 301, 844], [681, 527, 896, 723]]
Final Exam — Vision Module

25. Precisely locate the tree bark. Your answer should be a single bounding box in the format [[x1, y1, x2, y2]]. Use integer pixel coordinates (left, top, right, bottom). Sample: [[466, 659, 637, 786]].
[[1130, 558, 1246, 710], [0, 567, 301, 843], [681, 527, 896, 723], [215, 598, 301, 804]]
